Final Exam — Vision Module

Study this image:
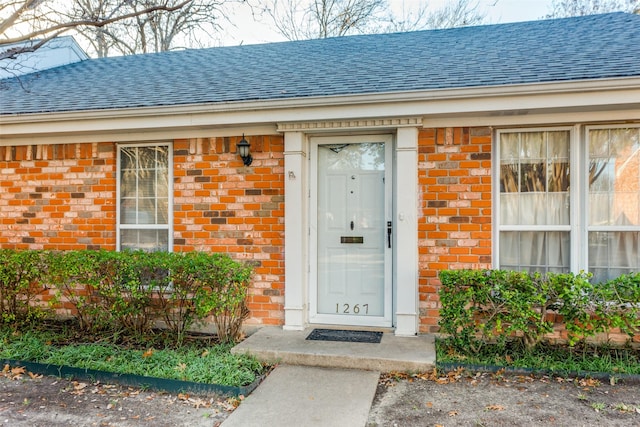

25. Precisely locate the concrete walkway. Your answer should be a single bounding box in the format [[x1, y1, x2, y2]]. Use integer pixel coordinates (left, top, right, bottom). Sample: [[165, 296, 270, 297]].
[[232, 326, 435, 372], [223, 327, 436, 426], [221, 365, 379, 427]]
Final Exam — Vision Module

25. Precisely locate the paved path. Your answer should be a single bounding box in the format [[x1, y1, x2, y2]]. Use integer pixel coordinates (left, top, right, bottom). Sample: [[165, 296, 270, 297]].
[[221, 365, 379, 427]]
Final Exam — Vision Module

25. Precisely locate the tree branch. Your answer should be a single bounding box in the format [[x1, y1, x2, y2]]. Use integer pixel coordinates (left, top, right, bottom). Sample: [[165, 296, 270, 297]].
[[0, 0, 192, 45]]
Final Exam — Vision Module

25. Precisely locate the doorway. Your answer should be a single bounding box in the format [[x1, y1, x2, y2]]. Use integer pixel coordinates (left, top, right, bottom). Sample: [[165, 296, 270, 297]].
[[310, 135, 393, 327]]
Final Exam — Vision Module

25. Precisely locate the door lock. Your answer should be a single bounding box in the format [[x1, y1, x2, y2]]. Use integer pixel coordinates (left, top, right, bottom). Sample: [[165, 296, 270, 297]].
[[387, 221, 392, 248]]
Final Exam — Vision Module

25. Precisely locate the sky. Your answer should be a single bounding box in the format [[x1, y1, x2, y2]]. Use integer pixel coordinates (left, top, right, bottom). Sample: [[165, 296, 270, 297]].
[[221, 0, 555, 46]]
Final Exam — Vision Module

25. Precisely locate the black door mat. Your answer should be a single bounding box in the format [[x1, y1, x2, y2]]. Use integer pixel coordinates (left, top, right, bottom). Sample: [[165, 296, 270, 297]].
[[306, 328, 383, 343]]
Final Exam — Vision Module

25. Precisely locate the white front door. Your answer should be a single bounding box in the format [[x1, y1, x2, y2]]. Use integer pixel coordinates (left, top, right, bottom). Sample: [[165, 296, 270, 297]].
[[310, 135, 393, 327]]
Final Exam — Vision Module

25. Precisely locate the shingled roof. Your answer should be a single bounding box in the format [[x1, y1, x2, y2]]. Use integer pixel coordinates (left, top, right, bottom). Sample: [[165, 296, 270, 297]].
[[1, 12, 639, 116]]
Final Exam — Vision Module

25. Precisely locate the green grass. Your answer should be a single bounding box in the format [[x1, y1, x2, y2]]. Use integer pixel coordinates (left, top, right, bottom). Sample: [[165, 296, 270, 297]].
[[0, 328, 264, 387], [436, 338, 640, 375]]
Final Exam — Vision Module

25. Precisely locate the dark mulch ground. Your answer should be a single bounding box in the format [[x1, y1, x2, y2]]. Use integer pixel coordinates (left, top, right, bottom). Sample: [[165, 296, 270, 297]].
[[367, 369, 640, 426], [4, 363, 640, 426], [0, 366, 237, 427]]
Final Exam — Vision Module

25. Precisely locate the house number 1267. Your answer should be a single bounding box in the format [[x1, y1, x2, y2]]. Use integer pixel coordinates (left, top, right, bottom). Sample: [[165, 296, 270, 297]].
[[336, 303, 369, 314]]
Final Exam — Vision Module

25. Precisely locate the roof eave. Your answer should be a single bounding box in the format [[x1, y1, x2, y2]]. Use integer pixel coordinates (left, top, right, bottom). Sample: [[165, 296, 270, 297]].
[[1, 77, 639, 144]]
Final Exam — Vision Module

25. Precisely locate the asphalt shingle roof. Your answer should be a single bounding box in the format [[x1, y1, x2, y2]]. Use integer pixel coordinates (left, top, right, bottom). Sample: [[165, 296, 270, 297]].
[[1, 12, 640, 115]]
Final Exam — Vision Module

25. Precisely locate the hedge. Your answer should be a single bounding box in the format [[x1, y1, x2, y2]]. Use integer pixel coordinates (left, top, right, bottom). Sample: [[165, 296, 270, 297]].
[[439, 270, 640, 352], [0, 249, 253, 344]]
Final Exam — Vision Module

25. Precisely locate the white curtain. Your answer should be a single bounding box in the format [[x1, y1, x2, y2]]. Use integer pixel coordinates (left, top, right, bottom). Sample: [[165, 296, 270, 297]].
[[588, 128, 640, 282], [499, 131, 570, 272]]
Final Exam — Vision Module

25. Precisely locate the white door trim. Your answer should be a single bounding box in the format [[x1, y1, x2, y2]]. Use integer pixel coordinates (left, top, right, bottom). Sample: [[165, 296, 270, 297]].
[[309, 134, 393, 327], [283, 127, 419, 336], [393, 127, 419, 336]]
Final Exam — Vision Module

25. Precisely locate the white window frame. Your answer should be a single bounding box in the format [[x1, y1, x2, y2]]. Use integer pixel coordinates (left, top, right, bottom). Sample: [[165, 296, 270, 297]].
[[116, 142, 173, 252], [494, 124, 640, 278], [493, 126, 575, 273], [584, 124, 640, 279]]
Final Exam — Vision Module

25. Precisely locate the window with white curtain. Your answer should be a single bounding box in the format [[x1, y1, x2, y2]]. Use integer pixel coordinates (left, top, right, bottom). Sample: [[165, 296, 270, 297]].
[[498, 129, 571, 273], [497, 126, 640, 282], [587, 127, 640, 283], [117, 143, 172, 252]]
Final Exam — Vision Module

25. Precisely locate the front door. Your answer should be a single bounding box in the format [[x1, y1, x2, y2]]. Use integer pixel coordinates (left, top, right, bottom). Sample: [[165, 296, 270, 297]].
[[310, 135, 393, 327]]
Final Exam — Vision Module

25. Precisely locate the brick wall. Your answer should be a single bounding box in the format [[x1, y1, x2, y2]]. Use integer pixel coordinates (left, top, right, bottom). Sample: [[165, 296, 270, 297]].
[[172, 136, 285, 326], [0, 143, 116, 250], [418, 127, 493, 333], [0, 136, 285, 327]]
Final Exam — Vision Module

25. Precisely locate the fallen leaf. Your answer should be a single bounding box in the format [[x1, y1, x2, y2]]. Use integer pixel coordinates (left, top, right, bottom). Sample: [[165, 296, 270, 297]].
[[178, 393, 189, 401], [226, 397, 241, 409], [486, 404, 505, 411], [425, 402, 433, 408], [28, 372, 43, 379], [11, 367, 26, 376], [578, 378, 601, 388], [142, 348, 154, 358], [448, 410, 458, 417]]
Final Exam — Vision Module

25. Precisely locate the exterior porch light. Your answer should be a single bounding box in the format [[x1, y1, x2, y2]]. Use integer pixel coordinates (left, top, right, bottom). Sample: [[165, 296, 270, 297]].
[[237, 135, 253, 166]]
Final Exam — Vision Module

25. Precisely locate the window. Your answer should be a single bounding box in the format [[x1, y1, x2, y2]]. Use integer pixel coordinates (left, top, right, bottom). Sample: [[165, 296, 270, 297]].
[[497, 129, 571, 273], [117, 143, 172, 251], [496, 126, 640, 282], [587, 127, 640, 283]]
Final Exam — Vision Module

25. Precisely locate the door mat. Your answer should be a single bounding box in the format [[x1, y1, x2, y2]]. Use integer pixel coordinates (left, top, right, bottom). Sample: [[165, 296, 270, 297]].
[[306, 329, 383, 343]]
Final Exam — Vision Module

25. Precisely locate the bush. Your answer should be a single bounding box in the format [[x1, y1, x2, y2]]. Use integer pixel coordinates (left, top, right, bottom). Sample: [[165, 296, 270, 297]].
[[438, 269, 640, 353], [0, 249, 48, 324], [154, 251, 252, 344], [47, 250, 109, 332], [47, 250, 252, 344], [189, 252, 252, 343], [91, 250, 162, 338]]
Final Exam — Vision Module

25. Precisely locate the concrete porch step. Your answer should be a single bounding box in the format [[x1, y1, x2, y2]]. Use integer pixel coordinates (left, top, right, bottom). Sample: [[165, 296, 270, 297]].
[[231, 326, 436, 372]]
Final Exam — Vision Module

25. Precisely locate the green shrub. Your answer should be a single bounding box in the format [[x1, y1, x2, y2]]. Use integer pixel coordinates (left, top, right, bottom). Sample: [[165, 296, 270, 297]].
[[47, 250, 252, 344], [190, 252, 252, 343], [0, 249, 48, 324], [153, 251, 253, 344], [47, 250, 109, 332], [438, 269, 640, 353], [591, 274, 640, 339], [91, 250, 164, 337]]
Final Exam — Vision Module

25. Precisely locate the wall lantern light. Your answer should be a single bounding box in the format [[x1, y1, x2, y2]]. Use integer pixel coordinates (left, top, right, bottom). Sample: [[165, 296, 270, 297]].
[[237, 134, 253, 166]]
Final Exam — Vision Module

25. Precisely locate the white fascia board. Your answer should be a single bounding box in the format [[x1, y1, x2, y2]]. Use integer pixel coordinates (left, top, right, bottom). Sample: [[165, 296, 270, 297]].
[[1, 77, 640, 144], [0, 125, 280, 146]]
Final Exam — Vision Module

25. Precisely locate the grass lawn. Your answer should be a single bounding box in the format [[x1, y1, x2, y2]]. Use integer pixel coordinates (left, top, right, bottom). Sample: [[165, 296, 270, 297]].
[[0, 325, 265, 387], [436, 338, 640, 376]]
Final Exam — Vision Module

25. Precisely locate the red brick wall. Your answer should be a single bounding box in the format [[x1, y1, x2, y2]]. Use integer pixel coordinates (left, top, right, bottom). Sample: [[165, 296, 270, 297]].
[[172, 136, 285, 326], [418, 127, 493, 333], [0, 136, 285, 327], [0, 143, 116, 250]]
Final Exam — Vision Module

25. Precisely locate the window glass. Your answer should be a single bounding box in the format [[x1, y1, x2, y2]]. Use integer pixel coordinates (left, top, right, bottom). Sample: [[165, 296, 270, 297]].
[[498, 131, 570, 273], [118, 144, 170, 251], [588, 128, 640, 281]]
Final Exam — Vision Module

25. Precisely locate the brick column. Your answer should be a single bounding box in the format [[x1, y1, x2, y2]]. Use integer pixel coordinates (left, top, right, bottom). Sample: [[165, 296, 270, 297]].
[[418, 127, 493, 333]]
